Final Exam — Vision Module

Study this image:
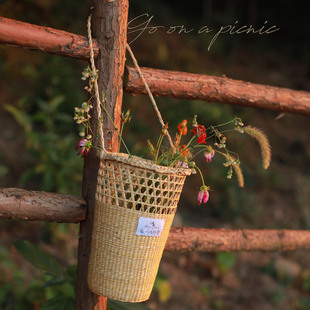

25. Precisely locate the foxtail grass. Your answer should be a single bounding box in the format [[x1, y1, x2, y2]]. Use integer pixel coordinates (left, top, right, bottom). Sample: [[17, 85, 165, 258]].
[[225, 154, 244, 188], [244, 126, 271, 169], [232, 163, 244, 188]]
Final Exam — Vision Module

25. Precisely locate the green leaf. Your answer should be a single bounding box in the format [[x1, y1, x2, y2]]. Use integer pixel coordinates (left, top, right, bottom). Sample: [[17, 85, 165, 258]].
[[0, 283, 11, 304], [56, 113, 73, 124], [0, 165, 8, 178], [216, 252, 236, 274], [42, 295, 75, 310], [108, 299, 152, 310], [66, 265, 77, 281], [19, 169, 38, 184], [13, 240, 68, 280], [155, 278, 171, 303], [5, 104, 32, 134], [43, 278, 67, 288]]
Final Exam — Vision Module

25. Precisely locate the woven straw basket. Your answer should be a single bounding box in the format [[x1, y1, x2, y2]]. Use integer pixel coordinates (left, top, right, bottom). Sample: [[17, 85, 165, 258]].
[[87, 152, 191, 302]]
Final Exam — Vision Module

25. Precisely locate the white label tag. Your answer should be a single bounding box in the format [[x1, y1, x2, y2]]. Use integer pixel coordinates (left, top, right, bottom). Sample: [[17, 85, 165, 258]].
[[136, 217, 165, 237]]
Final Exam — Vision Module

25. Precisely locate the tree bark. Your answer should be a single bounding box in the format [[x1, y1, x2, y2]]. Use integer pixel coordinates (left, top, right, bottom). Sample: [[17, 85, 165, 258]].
[[75, 1, 129, 309], [124, 66, 310, 115], [166, 227, 310, 252], [0, 16, 98, 60], [0, 188, 85, 222]]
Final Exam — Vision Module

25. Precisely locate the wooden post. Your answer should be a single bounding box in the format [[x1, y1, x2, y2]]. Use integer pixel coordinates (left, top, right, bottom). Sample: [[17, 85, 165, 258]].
[[75, 1, 129, 309]]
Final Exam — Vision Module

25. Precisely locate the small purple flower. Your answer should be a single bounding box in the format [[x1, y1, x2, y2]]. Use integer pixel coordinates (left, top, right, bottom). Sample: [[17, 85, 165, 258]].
[[204, 147, 215, 163], [76, 139, 92, 158], [197, 186, 209, 205]]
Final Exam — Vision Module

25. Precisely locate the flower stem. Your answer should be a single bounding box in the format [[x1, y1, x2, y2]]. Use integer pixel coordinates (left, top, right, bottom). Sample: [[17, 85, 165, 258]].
[[155, 134, 164, 164], [169, 135, 196, 167], [118, 123, 124, 153], [99, 100, 131, 156], [206, 129, 238, 141], [194, 164, 205, 187], [209, 117, 238, 129], [190, 147, 207, 160]]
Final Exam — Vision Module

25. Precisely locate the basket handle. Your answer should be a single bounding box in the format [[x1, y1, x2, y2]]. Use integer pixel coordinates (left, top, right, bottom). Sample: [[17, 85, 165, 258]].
[[87, 14, 174, 152], [126, 44, 175, 150]]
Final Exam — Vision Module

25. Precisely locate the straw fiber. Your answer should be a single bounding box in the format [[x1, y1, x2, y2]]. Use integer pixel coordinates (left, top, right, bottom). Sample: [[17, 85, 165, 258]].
[[88, 152, 190, 302]]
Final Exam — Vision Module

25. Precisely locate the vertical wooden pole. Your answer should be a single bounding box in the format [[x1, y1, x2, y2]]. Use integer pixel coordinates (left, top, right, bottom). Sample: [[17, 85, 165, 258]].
[[75, 1, 129, 309]]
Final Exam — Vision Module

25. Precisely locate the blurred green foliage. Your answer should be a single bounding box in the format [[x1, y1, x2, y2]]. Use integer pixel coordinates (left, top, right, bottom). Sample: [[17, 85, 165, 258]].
[[266, 289, 286, 308], [11, 240, 153, 310], [5, 94, 83, 194], [296, 298, 310, 310], [107, 300, 152, 310], [215, 252, 236, 275], [0, 153, 8, 178], [153, 272, 172, 303], [0, 243, 45, 309], [13, 240, 76, 309], [1, 0, 310, 309]]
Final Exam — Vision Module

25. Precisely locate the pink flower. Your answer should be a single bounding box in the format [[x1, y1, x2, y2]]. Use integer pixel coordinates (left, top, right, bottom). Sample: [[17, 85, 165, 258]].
[[204, 147, 215, 163], [76, 139, 92, 158], [197, 186, 209, 205]]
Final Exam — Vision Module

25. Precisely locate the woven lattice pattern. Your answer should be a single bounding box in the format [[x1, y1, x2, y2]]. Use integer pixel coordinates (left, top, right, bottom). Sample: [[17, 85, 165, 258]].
[[96, 152, 191, 215], [88, 153, 190, 302]]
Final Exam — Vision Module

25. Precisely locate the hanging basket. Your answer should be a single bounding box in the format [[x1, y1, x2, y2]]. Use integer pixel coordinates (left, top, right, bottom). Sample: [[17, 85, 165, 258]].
[[87, 152, 191, 302]]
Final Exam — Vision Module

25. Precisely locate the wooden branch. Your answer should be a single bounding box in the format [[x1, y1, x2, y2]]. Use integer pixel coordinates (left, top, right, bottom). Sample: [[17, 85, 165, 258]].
[[0, 16, 98, 60], [1, 189, 310, 252], [1, 17, 310, 115], [166, 227, 310, 252], [124, 66, 310, 115], [75, 1, 129, 309], [0, 188, 85, 222]]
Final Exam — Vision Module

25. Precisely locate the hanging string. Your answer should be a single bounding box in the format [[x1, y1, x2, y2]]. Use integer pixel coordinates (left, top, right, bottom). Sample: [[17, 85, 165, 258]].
[[87, 14, 106, 152], [87, 14, 174, 152], [88, 15, 132, 155], [126, 44, 175, 150]]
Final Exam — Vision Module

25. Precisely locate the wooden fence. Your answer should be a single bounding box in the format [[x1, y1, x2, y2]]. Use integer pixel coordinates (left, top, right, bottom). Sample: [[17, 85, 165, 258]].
[[1, 2, 310, 309]]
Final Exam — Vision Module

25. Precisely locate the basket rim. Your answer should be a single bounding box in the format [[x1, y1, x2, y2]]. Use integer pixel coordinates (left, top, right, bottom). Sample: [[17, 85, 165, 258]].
[[99, 152, 192, 176]]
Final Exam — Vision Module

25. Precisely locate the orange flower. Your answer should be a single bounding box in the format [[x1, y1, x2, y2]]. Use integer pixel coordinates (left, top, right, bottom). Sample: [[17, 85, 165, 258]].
[[177, 120, 188, 136], [192, 124, 207, 144], [178, 144, 190, 158]]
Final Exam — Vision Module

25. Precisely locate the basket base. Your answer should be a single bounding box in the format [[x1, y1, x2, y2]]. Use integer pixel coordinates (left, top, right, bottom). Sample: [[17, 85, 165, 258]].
[[87, 202, 175, 302]]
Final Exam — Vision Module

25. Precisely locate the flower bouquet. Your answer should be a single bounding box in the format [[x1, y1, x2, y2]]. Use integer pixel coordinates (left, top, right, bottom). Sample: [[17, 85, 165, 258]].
[[75, 67, 270, 302], [75, 21, 271, 303]]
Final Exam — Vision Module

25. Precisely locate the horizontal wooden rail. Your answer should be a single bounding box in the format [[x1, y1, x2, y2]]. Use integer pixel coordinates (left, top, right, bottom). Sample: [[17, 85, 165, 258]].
[[165, 227, 310, 252], [0, 16, 97, 60], [1, 16, 310, 115], [124, 66, 310, 115], [1, 188, 310, 252], [0, 188, 86, 222]]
